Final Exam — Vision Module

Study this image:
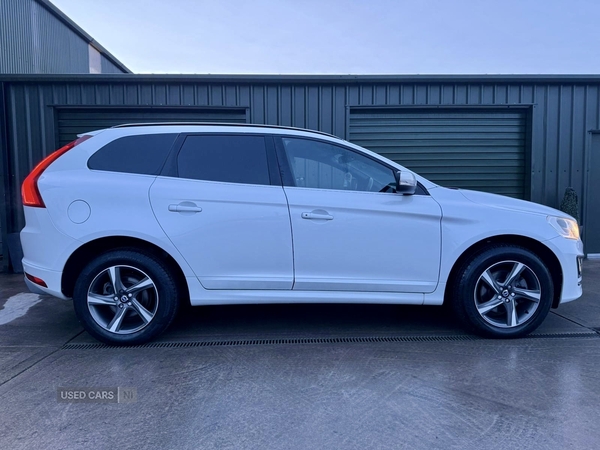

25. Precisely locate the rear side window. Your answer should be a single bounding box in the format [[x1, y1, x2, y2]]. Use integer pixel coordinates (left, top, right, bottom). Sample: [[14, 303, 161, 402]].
[[177, 135, 270, 185], [88, 134, 178, 175]]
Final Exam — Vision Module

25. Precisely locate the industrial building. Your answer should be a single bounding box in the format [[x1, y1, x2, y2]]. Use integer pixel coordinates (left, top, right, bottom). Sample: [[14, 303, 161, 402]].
[[0, 0, 130, 74], [1, 74, 599, 271], [0, 2, 598, 272]]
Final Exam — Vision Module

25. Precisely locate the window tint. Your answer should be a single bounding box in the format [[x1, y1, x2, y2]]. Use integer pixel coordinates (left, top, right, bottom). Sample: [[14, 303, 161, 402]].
[[282, 138, 396, 192], [88, 133, 177, 175], [177, 135, 270, 185]]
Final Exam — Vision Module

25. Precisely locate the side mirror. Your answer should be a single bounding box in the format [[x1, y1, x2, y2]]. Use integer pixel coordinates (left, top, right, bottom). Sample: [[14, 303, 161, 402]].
[[394, 170, 417, 195]]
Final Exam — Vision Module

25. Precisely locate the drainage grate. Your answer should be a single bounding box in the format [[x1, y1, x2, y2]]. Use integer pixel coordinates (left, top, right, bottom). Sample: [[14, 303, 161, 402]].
[[61, 332, 599, 350]]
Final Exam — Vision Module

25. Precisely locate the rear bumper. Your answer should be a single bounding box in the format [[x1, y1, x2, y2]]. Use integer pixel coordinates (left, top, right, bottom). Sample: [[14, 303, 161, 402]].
[[20, 206, 80, 299], [22, 261, 69, 299]]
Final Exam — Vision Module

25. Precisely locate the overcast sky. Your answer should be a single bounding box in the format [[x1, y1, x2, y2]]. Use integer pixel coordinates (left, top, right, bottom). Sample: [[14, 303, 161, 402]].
[[51, 0, 600, 74]]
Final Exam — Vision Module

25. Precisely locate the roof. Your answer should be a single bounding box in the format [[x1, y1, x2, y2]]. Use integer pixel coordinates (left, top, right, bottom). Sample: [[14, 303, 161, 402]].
[[2, 73, 600, 84], [35, 0, 131, 74]]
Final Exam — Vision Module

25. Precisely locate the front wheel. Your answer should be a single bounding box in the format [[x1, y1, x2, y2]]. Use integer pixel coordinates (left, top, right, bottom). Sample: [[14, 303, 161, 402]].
[[452, 245, 554, 338], [73, 249, 180, 345]]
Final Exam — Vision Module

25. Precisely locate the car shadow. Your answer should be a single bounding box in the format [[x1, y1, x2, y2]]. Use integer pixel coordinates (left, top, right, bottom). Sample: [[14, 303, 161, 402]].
[[166, 302, 461, 341]]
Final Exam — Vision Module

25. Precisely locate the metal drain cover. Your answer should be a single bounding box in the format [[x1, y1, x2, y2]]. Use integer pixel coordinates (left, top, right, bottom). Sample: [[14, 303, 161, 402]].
[[61, 331, 600, 350]]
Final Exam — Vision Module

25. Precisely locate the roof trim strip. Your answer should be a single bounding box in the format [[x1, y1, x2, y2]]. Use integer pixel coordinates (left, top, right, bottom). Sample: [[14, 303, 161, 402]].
[[112, 122, 338, 138], [3, 74, 600, 83]]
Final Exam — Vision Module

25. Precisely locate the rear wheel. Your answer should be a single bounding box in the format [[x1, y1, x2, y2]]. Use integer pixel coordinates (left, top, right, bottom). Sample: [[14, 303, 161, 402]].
[[73, 249, 180, 345], [452, 245, 553, 338]]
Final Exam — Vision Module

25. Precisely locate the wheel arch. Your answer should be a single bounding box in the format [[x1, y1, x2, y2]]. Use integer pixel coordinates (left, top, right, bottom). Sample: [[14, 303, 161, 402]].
[[61, 236, 190, 304], [444, 234, 563, 309]]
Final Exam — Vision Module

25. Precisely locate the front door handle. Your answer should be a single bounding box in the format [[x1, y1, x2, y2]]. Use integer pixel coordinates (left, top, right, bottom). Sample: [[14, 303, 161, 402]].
[[301, 211, 334, 220], [168, 203, 202, 213]]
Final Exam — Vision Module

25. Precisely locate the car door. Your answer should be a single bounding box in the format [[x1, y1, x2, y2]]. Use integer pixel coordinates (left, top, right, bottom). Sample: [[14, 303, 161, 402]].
[[276, 136, 442, 293], [150, 133, 293, 290]]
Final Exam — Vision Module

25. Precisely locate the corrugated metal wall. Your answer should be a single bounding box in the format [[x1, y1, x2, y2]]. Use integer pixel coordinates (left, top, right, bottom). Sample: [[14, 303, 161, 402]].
[[1, 0, 88, 74], [348, 109, 528, 198], [0, 0, 127, 74], [56, 108, 248, 146], [0, 0, 34, 73], [101, 56, 126, 74], [1, 76, 599, 270]]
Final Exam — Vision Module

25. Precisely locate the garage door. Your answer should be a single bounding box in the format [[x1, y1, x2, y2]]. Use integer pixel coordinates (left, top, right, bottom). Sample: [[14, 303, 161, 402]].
[[57, 108, 248, 147], [348, 109, 527, 198]]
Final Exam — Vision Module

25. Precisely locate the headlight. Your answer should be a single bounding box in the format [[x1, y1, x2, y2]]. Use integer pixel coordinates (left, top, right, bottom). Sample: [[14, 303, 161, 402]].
[[547, 216, 580, 240]]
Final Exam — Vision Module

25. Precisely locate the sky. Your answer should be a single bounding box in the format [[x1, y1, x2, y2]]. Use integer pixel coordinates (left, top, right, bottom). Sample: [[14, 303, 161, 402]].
[[50, 0, 600, 74]]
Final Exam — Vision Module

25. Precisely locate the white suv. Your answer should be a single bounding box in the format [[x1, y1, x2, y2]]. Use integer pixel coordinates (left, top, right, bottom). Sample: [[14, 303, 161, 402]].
[[20, 124, 583, 344]]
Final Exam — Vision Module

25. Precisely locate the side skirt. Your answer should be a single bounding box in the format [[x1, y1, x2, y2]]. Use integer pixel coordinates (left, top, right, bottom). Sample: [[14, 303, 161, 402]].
[[186, 277, 424, 306]]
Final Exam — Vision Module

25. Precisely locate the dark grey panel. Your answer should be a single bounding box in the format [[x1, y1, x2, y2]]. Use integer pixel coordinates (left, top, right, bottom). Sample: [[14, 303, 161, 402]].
[[0, 83, 8, 268], [0, 0, 34, 73], [349, 109, 527, 198], [100, 55, 126, 74], [1, 77, 600, 271], [584, 134, 600, 254], [56, 108, 247, 146], [0, 0, 89, 74]]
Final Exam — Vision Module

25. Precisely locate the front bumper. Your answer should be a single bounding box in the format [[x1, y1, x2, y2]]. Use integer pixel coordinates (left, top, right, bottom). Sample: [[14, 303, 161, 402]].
[[543, 235, 583, 304]]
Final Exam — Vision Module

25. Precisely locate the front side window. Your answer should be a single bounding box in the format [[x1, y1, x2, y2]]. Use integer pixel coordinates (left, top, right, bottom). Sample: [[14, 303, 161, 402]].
[[177, 135, 270, 185], [281, 137, 396, 192]]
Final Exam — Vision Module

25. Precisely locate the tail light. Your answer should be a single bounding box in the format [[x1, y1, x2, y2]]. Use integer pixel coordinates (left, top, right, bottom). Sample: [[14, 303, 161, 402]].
[[21, 135, 92, 208]]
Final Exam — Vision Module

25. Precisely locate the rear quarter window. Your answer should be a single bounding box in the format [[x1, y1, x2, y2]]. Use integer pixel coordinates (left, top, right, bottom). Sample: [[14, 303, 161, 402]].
[[88, 134, 178, 175]]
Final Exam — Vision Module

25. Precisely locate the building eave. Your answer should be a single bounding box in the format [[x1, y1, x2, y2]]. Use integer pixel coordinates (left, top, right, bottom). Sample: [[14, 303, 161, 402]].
[[2, 73, 600, 84]]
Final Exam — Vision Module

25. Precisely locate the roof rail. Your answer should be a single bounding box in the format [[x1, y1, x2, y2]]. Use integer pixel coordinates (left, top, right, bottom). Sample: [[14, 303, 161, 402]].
[[111, 122, 338, 138]]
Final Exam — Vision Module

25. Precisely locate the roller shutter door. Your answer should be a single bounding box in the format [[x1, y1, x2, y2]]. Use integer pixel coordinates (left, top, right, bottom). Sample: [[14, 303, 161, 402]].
[[57, 108, 247, 147], [348, 109, 527, 198]]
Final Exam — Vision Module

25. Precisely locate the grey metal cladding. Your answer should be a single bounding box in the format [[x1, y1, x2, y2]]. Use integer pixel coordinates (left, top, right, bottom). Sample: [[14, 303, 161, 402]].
[[1, 77, 599, 266], [0, 0, 130, 74], [349, 109, 527, 198], [1, 0, 89, 74], [100, 55, 126, 74], [0, 0, 35, 73], [57, 108, 247, 146]]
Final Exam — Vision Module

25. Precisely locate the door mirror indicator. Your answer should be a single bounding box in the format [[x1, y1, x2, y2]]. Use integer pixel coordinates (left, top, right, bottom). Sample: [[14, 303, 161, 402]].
[[394, 171, 417, 195]]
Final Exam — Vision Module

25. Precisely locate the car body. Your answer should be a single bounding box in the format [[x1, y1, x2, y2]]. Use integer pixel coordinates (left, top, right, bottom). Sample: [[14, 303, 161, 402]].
[[20, 124, 584, 344]]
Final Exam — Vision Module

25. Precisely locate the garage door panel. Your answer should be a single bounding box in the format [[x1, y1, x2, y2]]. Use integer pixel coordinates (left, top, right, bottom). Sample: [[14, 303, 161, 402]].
[[373, 150, 523, 161], [57, 110, 247, 120], [408, 165, 525, 173], [57, 108, 247, 146], [353, 111, 522, 121], [391, 153, 524, 161], [58, 115, 248, 125], [426, 173, 524, 181], [350, 125, 525, 134], [58, 117, 248, 129], [349, 109, 527, 198], [350, 119, 525, 128], [357, 139, 525, 148], [349, 132, 526, 141]]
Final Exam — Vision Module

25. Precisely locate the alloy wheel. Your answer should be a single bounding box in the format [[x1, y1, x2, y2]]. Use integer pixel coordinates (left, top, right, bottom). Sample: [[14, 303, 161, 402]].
[[87, 265, 159, 334], [473, 260, 542, 328]]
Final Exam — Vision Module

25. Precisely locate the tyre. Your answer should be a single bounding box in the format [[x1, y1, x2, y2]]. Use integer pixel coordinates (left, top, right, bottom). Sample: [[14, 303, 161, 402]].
[[73, 249, 180, 345], [452, 245, 553, 338]]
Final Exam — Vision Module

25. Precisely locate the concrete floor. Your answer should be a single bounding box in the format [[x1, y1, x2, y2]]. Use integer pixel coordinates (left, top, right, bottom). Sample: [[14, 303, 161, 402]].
[[0, 261, 599, 450]]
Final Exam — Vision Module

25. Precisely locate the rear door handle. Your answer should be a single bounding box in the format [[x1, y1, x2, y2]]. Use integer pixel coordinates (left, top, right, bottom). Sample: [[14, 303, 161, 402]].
[[301, 211, 333, 220], [168, 203, 202, 213]]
